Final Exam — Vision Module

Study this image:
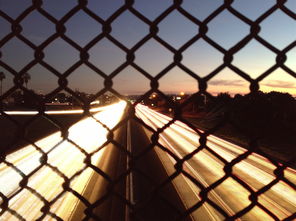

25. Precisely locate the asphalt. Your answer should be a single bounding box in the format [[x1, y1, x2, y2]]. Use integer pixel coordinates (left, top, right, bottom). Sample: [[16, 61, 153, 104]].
[[70, 124, 128, 221], [129, 119, 192, 221], [73, 119, 192, 221]]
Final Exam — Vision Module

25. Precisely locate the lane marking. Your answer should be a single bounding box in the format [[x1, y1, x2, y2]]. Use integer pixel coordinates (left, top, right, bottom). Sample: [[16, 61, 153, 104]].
[[125, 120, 134, 221]]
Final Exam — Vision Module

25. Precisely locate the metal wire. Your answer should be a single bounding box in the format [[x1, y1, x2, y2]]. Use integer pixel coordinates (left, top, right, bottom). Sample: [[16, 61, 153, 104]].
[[0, 0, 295, 220]]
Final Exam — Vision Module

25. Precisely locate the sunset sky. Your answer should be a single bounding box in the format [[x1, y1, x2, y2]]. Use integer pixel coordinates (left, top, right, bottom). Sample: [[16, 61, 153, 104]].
[[0, 0, 295, 96]]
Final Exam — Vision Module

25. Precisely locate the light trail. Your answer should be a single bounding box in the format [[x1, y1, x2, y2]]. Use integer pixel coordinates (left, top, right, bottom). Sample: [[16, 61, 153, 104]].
[[2, 106, 108, 115], [0, 101, 126, 220], [135, 104, 296, 220]]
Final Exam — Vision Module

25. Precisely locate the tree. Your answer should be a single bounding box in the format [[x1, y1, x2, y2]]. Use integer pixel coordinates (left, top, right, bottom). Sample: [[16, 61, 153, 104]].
[[216, 92, 231, 103], [55, 92, 67, 103], [0, 71, 6, 96], [23, 89, 42, 108], [10, 89, 23, 106], [22, 73, 31, 88]]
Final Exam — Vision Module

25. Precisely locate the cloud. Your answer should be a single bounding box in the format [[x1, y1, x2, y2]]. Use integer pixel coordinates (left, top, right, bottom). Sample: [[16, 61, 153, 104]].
[[209, 79, 247, 86], [261, 80, 295, 89]]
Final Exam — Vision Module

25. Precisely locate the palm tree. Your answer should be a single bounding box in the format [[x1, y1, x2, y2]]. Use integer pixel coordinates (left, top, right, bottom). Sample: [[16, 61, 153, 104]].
[[22, 73, 31, 88], [0, 71, 5, 96]]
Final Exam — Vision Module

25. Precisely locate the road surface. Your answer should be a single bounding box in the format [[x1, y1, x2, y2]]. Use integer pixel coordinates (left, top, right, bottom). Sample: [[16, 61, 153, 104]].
[[1, 102, 295, 220], [136, 104, 296, 221], [0, 102, 127, 220], [128, 119, 191, 221]]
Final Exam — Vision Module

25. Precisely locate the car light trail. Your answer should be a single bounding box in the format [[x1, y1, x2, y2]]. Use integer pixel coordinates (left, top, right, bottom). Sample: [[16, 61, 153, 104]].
[[0, 101, 126, 220], [135, 104, 296, 220], [2, 106, 108, 115]]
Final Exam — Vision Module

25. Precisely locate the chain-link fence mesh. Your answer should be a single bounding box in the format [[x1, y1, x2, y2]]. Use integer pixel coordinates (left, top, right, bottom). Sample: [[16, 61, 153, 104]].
[[0, 0, 296, 220]]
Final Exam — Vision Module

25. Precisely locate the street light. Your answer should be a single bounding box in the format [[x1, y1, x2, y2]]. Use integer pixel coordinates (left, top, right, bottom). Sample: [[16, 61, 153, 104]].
[[0, 71, 6, 96]]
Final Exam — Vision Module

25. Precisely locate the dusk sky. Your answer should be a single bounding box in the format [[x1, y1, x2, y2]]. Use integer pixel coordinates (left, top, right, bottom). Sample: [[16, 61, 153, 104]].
[[0, 0, 295, 96]]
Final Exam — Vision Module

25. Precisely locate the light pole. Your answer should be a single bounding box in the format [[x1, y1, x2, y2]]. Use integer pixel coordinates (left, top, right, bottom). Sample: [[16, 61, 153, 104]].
[[0, 71, 6, 96], [22, 73, 31, 88]]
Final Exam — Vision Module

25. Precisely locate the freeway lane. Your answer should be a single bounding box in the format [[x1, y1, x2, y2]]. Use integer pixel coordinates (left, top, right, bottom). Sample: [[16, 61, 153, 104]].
[[0, 101, 127, 220], [128, 119, 191, 221], [0, 105, 110, 154], [135, 104, 296, 220], [1, 102, 295, 220]]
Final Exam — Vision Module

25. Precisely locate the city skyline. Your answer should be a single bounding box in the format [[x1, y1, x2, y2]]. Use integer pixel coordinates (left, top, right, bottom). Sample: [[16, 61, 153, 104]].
[[0, 0, 295, 96]]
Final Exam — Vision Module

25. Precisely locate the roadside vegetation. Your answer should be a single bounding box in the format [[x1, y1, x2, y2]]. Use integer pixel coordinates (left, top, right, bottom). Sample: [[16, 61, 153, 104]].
[[146, 91, 296, 165], [186, 91, 296, 164]]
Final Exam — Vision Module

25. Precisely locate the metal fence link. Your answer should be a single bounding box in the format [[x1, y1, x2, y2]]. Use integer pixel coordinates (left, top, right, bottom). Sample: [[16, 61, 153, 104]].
[[0, 0, 295, 220]]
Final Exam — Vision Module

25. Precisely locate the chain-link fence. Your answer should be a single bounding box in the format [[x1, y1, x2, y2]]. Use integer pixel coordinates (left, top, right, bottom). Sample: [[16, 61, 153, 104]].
[[0, 0, 296, 220]]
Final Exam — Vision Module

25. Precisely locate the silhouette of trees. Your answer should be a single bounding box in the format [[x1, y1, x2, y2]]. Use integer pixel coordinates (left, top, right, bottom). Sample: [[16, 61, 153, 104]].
[[216, 92, 231, 102], [201, 91, 296, 154], [23, 90, 43, 108], [8, 89, 42, 109], [209, 91, 296, 130], [54, 92, 67, 103], [10, 90, 24, 106]]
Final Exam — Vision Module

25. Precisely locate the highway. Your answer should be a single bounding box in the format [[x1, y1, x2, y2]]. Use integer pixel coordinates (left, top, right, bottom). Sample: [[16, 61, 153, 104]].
[[127, 119, 192, 221], [135, 104, 296, 221], [1, 102, 295, 220], [0, 101, 127, 220], [0, 101, 190, 221]]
